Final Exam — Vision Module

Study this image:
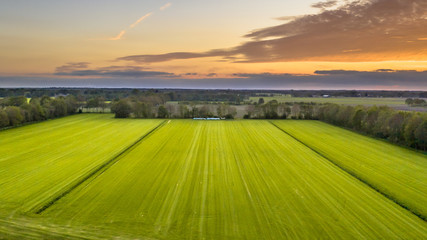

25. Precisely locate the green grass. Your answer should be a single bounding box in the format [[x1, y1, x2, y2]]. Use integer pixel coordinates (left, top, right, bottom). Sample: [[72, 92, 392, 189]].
[[0, 114, 162, 213], [0, 118, 426, 239], [272, 120, 427, 219], [249, 96, 407, 106]]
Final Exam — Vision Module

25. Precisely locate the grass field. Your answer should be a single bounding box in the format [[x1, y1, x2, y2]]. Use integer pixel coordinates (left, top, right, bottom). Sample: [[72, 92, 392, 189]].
[[272, 120, 427, 219], [249, 96, 407, 106], [0, 115, 426, 239], [0, 114, 162, 213]]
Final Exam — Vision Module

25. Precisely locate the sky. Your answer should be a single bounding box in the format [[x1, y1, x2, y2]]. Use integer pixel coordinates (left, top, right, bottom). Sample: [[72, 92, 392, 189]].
[[0, 0, 426, 90]]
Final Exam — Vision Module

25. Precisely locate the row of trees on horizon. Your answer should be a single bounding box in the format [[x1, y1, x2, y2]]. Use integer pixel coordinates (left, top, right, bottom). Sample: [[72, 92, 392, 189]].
[[0, 96, 78, 128], [0, 95, 425, 151]]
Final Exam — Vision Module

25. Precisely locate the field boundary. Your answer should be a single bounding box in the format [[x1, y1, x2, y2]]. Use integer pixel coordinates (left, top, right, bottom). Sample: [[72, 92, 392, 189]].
[[32, 120, 167, 214], [269, 121, 426, 222]]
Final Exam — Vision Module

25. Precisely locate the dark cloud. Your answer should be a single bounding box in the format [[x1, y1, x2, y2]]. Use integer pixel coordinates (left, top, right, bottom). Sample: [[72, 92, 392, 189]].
[[117, 49, 232, 63], [311, 1, 338, 9], [229, 70, 427, 89], [185, 73, 198, 76], [233, 73, 293, 78], [118, 0, 427, 64], [54, 65, 176, 78], [206, 73, 217, 77], [3, 69, 426, 90], [376, 69, 395, 72]]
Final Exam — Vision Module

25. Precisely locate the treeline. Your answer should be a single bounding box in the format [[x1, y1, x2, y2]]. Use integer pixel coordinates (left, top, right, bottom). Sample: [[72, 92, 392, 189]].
[[111, 97, 237, 119], [406, 98, 426, 107], [244, 100, 318, 119], [0, 96, 78, 128], [1, 88, 426, 101], [317, 104, 426, 151], [244, 100, 426, 151]]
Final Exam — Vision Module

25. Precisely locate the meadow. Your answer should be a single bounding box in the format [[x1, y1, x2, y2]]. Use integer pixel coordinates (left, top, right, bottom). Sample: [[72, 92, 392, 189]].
[[0, 115, 426, 239], [249, 96, 407, 106]]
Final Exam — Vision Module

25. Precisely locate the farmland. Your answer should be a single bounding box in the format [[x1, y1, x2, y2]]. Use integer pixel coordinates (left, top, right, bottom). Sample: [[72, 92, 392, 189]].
[[0, 115, 426, 239], [249, 96, 408, 106]]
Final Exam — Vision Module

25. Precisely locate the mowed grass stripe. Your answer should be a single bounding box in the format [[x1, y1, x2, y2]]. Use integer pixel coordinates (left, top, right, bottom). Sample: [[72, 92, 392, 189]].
[[33, 120, 167, 214], [43, 120, 427, 239], [270, 120, 426, 222], [0, 114, 162, 212], [272, 120, 427, 220]]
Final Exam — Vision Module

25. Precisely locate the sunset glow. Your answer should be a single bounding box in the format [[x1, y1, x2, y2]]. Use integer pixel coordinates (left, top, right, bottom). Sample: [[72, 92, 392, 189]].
[[1, 0, 426, 89]]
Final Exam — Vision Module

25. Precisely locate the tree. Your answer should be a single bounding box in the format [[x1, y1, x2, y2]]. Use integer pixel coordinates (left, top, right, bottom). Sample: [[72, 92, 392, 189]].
[[387, 112, 405, 143], [336, 106, 354, 127], [0, 110, 9, 127], [373, 107, 393, 138], [133, 101, 152, 118], [157, 105, 169, 118], [86, 97, 100, 110], [65, 95, 78, 114], [352, 107, 367, 131], [51, 98, 67, 117], [404, 115, 423, 148], [405, 98, 414, 105], [414, 121, 427, 151], [258, 98, 265, 105], [166, 103, 176, 117], [291, 104, 301, 119], [112, 99, 132, 118], [6, 96, 27, 106], [245, 105, 256, 119], [363, 106, 379, 134], [179, 104, 190, 118], [5, 107, 23, 126]]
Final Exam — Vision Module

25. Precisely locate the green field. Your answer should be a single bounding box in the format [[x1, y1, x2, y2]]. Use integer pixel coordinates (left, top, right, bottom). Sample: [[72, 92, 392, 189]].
[[0, 115, 426, 239], [272, 120, 427, 219], [249, 96, 407, 106], [0, 114, 162, 212]]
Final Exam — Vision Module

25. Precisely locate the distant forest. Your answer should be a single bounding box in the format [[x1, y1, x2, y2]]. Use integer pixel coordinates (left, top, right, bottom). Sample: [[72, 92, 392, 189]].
[[1, 88, 427, 101], [0, 88, 426, 151]]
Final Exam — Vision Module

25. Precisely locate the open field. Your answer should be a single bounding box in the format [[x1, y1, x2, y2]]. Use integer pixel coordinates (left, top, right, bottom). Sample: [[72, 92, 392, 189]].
[[272, 120, 427, 219], [0, 115, 426, 239], [0, 114, 162, 213], [249, 96, 408, 106]]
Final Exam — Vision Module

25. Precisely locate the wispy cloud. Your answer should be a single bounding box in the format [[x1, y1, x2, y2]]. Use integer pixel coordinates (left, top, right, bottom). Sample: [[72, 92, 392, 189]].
[[160, 2, 172, 11], [109, 30, 127, 41], [107, 2, 172, 41], [108, 13, 153, 40], [129, 12, 153, 29], [55, 62, 90, 72]]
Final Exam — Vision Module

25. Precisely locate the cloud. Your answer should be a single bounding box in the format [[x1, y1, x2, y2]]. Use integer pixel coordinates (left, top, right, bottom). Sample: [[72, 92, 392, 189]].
[[108, 12, 153, 40], [117, 49, 232, 63], [230, 70, 427, 89], [109, 30, 127, 41], [129, 12, 153, 29], [54, 65, 176, 78], [118, 0, 427, 63], [2, 68, 426, 90], [160, 2, 172, 11], [311, 1, 337, 9], [55, 62, 90, 72], [106, 2, 170, 41], [3, 69, 427, 90]]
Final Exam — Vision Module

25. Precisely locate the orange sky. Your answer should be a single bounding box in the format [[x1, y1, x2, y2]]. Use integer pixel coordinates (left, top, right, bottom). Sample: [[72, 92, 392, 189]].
[[0, 0, 426, 89]]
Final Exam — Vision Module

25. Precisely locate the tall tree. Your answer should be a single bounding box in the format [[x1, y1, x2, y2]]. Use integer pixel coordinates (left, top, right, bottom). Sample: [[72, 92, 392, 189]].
[[112, 99, 132, 118]]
